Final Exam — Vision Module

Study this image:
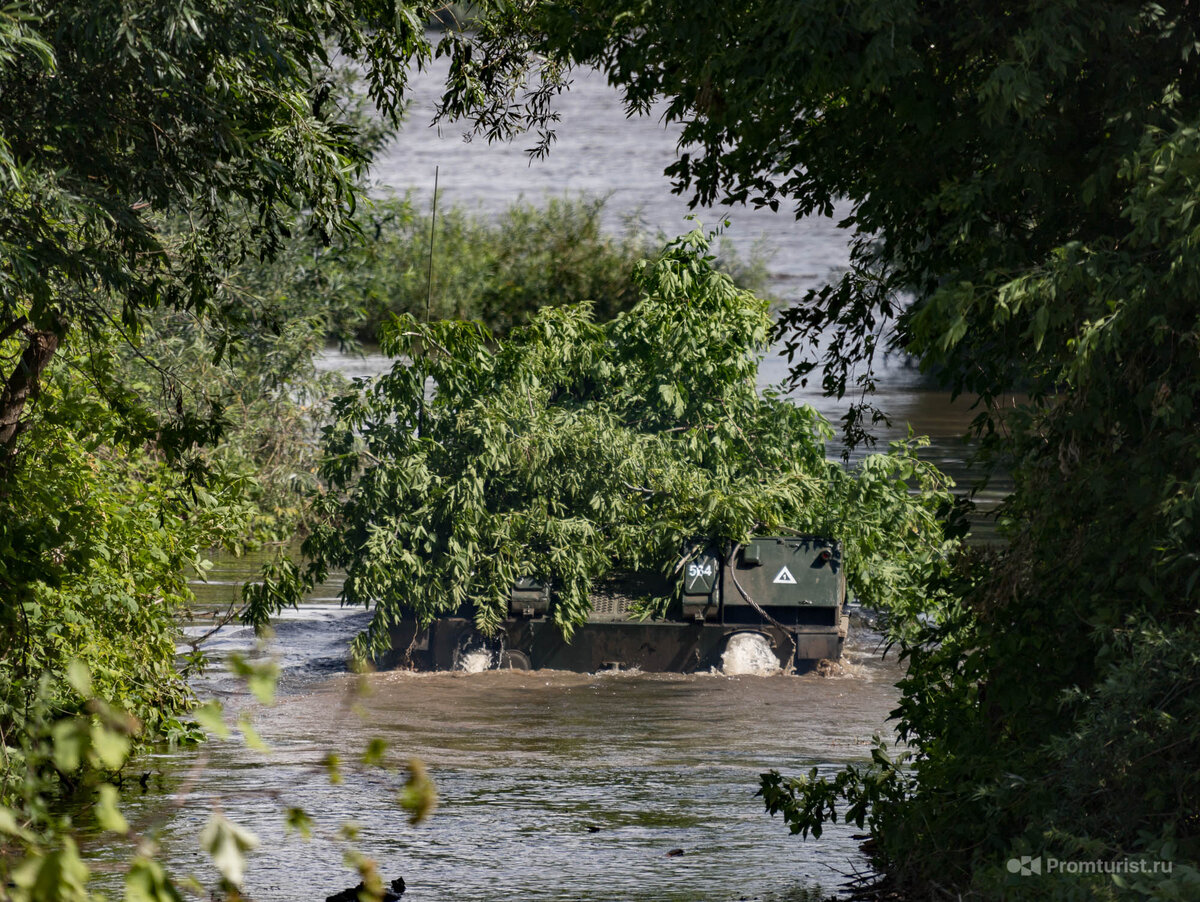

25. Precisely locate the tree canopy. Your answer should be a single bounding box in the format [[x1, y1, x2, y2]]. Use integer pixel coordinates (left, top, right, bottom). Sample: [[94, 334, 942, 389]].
[[457, 0, 1200, 896], [253, 232, 955, 661], [0, 0, 494, 459]]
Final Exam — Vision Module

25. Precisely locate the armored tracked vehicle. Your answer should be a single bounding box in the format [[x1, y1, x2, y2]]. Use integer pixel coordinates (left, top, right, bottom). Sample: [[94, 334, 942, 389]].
[[388, 536, 849, 673]]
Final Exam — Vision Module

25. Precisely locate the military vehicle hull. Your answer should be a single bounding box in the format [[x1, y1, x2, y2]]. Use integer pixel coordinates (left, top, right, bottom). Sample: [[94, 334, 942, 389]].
[[385, 536, 849, 673], [386, 616, 848, 673]]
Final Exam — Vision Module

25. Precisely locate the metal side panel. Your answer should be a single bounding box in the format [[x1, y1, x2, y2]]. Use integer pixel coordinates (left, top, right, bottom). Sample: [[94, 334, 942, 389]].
[[506, 620, 724, 672], [724, 536, 845, 609], [387, 617, 847, 673]]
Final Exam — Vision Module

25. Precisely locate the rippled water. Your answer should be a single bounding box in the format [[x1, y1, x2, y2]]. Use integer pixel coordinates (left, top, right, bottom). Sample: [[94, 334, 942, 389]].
[[87, 586, 899, 902], [377, 63, 853, 299], [82, 56, 1003, 902]]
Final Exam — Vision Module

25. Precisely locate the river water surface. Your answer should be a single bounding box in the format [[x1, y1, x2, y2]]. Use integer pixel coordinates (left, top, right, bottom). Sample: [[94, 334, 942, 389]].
[[92, 586, 901, 902], [95, 605, 900, 902], [85, 56, 1001, 902]]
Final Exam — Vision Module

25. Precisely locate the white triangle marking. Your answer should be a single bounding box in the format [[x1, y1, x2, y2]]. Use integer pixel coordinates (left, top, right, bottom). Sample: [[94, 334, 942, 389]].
[[773, 566, 797, 585]]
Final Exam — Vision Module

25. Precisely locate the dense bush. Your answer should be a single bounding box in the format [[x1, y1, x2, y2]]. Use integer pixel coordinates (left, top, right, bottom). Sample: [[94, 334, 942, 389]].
[[0, 339, 264, 809], [112, 308, 347, 543], [235, 193, 769, 346], [247, 231, 957, 661]]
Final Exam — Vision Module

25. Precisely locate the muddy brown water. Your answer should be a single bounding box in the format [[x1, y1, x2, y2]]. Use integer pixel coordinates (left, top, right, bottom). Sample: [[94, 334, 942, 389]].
[[78, 370, 988, 901], [79, 54, 1009, 901], [88, 599, 900, 902]]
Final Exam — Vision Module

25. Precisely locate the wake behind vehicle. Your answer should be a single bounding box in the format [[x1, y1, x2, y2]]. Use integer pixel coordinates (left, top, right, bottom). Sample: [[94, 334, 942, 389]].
[[387, 536, 848, 673]]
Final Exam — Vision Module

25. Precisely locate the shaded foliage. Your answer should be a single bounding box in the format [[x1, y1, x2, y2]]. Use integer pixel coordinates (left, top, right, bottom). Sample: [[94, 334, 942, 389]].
[[0, 338, 261, 806], [449, 1, 1200, 897], [234, 194, 669, 344], [228, 192, 770, 347], [107, 305, 349, 543]]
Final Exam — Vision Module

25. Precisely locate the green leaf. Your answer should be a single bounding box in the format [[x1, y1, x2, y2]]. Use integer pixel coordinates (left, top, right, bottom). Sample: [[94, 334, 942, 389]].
[[192, 701, 230, 740], [228, 653, 280, 706], [125, 856, 185, 902], [1030, 305, 1049, 352], [199, 814, 258, 889], [66, 660, 92, 697], [284, 807, 313, 840], [361, 737, 388, 767], [51, 718, 87, 773], [10, 837, 90, 902], [398, 758, 437, 825], [237, 714, 270, 753], [322, 752, 343, 785], [91, 723, 131, 770], [95, 783, 130, 834], [0, 806, 33, 842]]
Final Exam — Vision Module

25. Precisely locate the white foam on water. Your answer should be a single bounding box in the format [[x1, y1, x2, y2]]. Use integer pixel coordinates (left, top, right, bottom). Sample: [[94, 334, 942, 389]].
[[815, 652, 873, 681], [455, 648, 494, 673], [720, 632, 781, 676]]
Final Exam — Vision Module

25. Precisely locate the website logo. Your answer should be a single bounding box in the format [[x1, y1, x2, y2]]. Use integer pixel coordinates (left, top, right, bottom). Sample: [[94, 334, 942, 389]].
[[1006, 856, 1042, 876]]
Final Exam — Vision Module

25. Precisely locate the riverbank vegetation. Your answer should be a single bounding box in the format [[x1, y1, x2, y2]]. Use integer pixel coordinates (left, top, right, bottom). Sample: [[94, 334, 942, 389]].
[[228, 191, 768, 348], [110, 193, 687, 541], [476, 0, 1200, 897], [248, 193, 671, 342], [1, 2, 774, 894], [0, 0, 543, 894], [245, 230, 956, 658]]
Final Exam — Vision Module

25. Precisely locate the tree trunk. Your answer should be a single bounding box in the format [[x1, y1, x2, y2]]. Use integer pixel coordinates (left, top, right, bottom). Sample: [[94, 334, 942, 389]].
[[0, 324, 62, 449]]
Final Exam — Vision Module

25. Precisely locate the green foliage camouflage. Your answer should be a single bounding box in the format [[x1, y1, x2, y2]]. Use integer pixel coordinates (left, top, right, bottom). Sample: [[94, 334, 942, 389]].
[[468, 0, 1200, 896], [249, 232, 957, 663]]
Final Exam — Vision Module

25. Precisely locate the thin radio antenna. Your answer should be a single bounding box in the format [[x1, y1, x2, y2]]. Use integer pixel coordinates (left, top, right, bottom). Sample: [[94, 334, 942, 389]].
[[418, 166, 438, 437], [425, 165, 439, 322]]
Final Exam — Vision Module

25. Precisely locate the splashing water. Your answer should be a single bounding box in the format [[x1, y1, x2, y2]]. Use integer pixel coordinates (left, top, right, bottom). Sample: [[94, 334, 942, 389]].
[[455, 647, 494, 672], [720, 632, 782, 676]]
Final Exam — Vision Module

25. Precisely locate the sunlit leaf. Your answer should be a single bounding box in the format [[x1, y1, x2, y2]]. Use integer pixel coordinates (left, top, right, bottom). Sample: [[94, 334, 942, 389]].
[[361, 737, 388, 767], [228, 653, 280, 706], [398, 758, 437, 825], [10, 836, 90, 901], [51, 718, 87, 772], [199, 815, 258, 889], [284, 807, 313, 840], [95, 784, 130, 834], [91, 724, 131, 770], [192, 701, 230, 740], [125, 856, 184, 902], [237, 714, 270, 753], [66, 660, 92, 697]]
